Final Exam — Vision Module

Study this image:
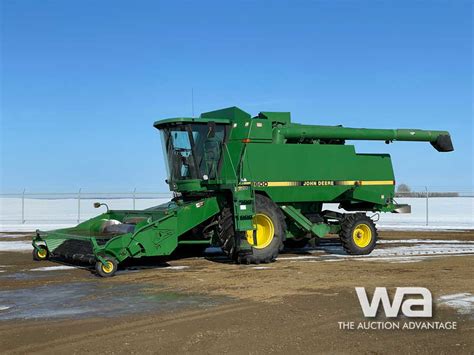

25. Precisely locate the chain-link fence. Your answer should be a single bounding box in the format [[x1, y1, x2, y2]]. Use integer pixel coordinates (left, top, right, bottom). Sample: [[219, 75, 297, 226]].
[[0, 187, 472, 230], [392, 186, 473, 227], [0, 190, 173, 225]]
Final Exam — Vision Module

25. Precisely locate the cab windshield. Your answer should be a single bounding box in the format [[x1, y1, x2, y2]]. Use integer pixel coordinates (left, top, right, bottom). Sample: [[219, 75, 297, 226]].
[[160, 123, 227, 182]]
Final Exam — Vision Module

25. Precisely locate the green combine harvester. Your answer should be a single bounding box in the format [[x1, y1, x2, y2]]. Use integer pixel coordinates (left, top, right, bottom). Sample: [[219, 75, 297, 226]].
[[32, 107, 453, 276]]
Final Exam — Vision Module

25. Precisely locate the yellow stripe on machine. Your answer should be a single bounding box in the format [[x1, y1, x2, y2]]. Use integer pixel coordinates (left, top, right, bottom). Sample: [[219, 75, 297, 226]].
[[335, 180, 395, 186], [251, 180, 395, 187], [266, 181, 300, 187], [358, 180, 395, 186]]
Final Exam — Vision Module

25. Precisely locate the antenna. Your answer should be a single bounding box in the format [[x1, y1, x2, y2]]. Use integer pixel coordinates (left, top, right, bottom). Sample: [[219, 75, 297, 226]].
[[191, 88, 195, 117]]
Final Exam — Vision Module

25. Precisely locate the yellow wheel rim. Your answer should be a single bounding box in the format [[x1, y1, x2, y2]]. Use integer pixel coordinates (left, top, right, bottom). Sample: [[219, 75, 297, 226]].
[[352, 224, 372, 248], [37, 248, 47, 259], [101, 261, 114, 274], [246, 213, 275, 249]]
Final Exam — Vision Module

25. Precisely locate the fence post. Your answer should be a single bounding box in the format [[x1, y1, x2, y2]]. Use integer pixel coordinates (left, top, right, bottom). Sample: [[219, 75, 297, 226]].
[[425, 186, 429, 226], [133, 187, 136, 210], [77, 188, 82, 223], [21, 188, 26, 224]]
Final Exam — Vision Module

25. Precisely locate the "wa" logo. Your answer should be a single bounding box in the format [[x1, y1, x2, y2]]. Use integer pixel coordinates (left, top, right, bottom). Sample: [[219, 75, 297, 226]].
[[356, 287, 432, 318]]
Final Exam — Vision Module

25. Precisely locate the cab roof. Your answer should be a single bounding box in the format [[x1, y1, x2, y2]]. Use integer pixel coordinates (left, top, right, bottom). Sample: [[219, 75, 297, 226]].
[[153, 117, 230, 128], [153, 106, 291, 128]]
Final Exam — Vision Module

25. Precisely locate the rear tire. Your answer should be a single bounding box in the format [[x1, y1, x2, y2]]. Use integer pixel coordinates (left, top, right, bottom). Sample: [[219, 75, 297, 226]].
[[33, 246, 49, 261], [217, 195, 286, 264], [216, 208, 238, 259], [95, 256, 118, 277], [339, 214, 377, 255]]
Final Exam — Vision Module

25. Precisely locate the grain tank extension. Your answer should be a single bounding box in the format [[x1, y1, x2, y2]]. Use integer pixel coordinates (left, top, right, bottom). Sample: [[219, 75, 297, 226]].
[[33, 107, 453, 276]]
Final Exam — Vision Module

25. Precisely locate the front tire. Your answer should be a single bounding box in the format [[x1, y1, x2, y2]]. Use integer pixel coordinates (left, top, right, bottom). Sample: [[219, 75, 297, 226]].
[[339, 214, 377, 255], [95, 256, 118, 277], [217, 194, 286, 264]]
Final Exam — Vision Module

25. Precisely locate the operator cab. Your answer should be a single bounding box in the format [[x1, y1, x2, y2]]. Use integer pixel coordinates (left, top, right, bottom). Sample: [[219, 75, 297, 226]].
[[154, 119, 230, 187]]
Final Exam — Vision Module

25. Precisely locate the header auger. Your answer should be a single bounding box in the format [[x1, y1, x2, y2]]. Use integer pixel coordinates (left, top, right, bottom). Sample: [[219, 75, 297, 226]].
[[33, 107, 453, 276]]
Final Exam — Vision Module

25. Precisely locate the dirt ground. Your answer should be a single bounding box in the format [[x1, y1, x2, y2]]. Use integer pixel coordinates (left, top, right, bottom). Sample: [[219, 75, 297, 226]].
[[0, 230, 473, 354]]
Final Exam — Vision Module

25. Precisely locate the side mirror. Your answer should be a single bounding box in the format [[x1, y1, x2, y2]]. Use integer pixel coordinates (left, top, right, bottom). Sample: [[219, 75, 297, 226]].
[[93, 202, 109, 212]]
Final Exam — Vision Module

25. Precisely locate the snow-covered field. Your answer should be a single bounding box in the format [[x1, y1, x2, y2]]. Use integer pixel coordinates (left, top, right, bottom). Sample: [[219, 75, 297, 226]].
[[327, 197, 474, 230], [0, 197, 472, 232], [0, 198, 170, 232]]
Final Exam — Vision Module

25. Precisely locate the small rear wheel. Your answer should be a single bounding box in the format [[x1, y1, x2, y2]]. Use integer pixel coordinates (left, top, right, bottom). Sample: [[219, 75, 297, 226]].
[[339, 214, 377, 255], [95, 256, 118, 277], [33, 246, 49, 261]]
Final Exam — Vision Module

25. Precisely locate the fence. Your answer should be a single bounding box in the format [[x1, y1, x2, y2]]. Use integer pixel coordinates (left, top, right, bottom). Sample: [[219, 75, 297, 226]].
[[392, 186, 472, 227], [0, 190, 173, 225], [0, 187, 473, 230]]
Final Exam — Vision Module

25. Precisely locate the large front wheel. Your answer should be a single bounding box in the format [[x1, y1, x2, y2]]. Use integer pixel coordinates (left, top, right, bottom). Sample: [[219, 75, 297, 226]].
[[218, 194, 286, 264]]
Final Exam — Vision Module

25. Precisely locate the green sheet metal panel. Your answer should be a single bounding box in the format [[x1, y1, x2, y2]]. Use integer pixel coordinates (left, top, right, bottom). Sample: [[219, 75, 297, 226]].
[[239, 143, 395, 203]]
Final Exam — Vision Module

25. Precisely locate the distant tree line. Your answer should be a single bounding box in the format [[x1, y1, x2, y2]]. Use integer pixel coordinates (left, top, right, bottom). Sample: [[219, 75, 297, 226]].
[[395, 184, 459, 197]]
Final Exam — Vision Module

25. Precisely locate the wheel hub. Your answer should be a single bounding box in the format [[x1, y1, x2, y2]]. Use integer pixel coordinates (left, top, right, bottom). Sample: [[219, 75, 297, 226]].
[[352, 224, 372, 248], [246, 213, 275, 249], [101, 261, 114, 273]]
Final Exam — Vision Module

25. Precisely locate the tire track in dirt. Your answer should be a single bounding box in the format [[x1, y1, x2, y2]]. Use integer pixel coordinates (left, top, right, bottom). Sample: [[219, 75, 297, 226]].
[[4, 303, 257, 354]]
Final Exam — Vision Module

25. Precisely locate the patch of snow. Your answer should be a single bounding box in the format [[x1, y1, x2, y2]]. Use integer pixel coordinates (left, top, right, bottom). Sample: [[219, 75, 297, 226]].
[[279, 239, 474, 263], [0, 241, 33, 252], [365, 244, 474, 257], [0, 234, 31, 239], [279, 256, 321, 261], [378, 225, 472, 231], [0, 197, 171, 232], [0, 224, 76, 233], [116, 265, 191, 273], [2, 197, 472, 232], [298, 255, 452, 263], [165, 266, 190, 270], [115, 270, 141, 275], [389, 257, 425, 263], [251, 266, 273, 270], [356, 256, 429, 263], [30, 266, 78, 272], [378, 239, 474, 244], [438, 293, 474, 315], [326, 198, 474, 230]]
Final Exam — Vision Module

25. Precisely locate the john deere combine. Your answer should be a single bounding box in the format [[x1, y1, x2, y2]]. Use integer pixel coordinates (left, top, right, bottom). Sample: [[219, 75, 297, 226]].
[[32, 107, 453, 276]]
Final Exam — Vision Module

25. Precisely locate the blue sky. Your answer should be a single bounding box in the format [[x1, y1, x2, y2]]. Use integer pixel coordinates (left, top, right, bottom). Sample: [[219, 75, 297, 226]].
[[1, 0, 472, 193]]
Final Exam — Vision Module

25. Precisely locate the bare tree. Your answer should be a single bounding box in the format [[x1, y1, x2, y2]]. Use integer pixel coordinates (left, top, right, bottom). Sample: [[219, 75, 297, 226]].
[[397, 184, 411, 193]]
